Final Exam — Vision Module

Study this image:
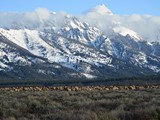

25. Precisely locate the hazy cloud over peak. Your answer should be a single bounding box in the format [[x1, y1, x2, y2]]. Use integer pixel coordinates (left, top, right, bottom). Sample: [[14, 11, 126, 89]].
[[0, 6, 160, 42], [0, 8, 54, 29], [79, 6, 160, 41]]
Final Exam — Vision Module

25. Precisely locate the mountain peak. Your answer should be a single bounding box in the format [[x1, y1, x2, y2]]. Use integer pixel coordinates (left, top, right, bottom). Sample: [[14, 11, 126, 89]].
[[89, 4, 113, 15]]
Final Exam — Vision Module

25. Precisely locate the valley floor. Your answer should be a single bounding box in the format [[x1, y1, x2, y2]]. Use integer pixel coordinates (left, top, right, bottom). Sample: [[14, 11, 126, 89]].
[[0, 86, 160, 120]]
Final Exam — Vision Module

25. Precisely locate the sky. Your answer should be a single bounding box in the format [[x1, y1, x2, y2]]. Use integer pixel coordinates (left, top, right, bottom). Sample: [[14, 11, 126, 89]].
[[0, 0, 160, 16]]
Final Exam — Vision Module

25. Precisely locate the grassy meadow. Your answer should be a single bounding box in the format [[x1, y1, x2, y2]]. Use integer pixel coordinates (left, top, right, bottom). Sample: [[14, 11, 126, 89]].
[[0, 86, 160, 120]]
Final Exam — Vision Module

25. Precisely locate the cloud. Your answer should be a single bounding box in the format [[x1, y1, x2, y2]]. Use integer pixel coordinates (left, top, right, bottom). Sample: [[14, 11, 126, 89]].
[[0, 7, 160, 42], [0, 8, 52, 29], [118, 14, 160, 41], [0, 8, 72, 30], [78, 11, 160, 42]]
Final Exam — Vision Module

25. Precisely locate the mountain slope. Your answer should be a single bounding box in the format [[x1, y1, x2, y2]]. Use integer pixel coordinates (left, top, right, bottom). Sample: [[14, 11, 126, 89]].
[[0, 33, 85, 80]]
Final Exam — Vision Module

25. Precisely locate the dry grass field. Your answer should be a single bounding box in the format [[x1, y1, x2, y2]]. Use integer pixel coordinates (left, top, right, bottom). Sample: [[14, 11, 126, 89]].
[[0, 85, 160, 120]]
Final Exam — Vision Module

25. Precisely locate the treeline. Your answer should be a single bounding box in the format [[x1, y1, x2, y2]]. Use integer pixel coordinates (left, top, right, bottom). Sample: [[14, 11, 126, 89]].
[[0, 74, 160, 87]]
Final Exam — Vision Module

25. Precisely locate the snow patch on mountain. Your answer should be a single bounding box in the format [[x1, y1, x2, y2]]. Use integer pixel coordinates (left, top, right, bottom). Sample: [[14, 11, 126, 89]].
[[113, 26, 142, 40], [0, 28, 27, 49], [0, 62, 8, 69], [82, 73, 97, 79]]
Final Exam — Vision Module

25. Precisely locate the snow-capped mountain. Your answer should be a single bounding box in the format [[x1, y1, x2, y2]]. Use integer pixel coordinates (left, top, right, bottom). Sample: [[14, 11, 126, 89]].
[[0, 5, 160, 80], [86, 4, 113, 15]]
